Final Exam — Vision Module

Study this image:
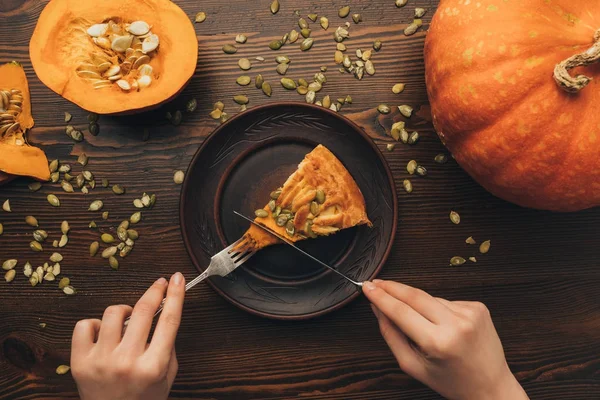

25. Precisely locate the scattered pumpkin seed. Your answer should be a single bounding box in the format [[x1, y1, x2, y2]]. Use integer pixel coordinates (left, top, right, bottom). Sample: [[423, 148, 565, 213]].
[[33, 230, 48, 242], [127, 229, 139, 240], [479, 240, 491, 254], [404, 20, 422, 36], [130, 212, 142, 224], [301, 28, 311, 38], [450, 211, 461, 225], [62, 285, 76, 295], [399, 105, 414, 118], [30, 241, 43, 252], [173, 170, 185, 184], [403, 179, 413, 193], [297, 86, 308, 95], [238, 58, 251, 70], [434, 154, 448, 164], [276, 63, 290, 75], [386, 143, 396, 152], [44, 272, 56, 281], [415, 8, 427, 18], [109, 256, 119, 270], [2, 259, 16, 271], [28, 182, 42, 192], [352, 13, 362, 23], [210, 109, 222, 120], [469, 256, 477, 263], [77, 153, 89, 166], [450, 256, 466, 266], [392, 83, 406, 94], [0, 223, 3, 235], [223, 44, 237, 54], [237, 75, 251, 86], [308, 13, 318, 22], [269, 40, 283, 50], [272, 206, 282, 218], [254, 74, 265, 90], [2, 199, 11, 212], [101, 246, 117, 259], [281, 78, 297, 90], [408, 131, 419, 145], [416, 165, 428, 176], [61, 181, 74, 193], [234, 95, 249, 105], [466, 236, 476, 245], [308, 81, 322, 91], [59, 235, 68, 248], [338, 5, 350, 18], [29, 274, 39, 287], [305, 90, 316, 104], [220, 112, 230, 124], [407, 160, 418, 174], [81, 186, 89, 195], [112, 184, 125, 195], [90, 241, 99, 257], [50, 172, 59, 183], [50, 253, 63, 263], [195, 11, 206, 23], [298, 17, 309, 30], [186, 98, 198, 113], [288, 30, 299, 44], [270, 0, 279, 14], [400, 129, 410, 143], [235, 34, 248, 44], [49, 159, 59, 173], [89, 221, 97, 229], [101, 233, 115, 244], [255, 209, 268, 218], [300, 38, 314, 51], [25, 215, 38, 227], [396, 0, 408, 6], [133, 198, 144, 208], [320, 16, 329, 30], [102, 211, 109, 220], [47, 195, 60, 207], [64, 112, 72, 123], [390, 121, 405, 141], [58, 164, 71, 173], [365, 60, 375, 75], [377, 104, 391, 114], [58, 277, 70, 289], [88, 200, 103, 211], [4, 269, 15, 282]]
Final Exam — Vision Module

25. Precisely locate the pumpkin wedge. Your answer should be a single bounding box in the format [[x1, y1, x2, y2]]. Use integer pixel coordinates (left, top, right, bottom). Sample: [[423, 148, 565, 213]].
[[0, 62, 50, 181], [425, 0, 600, 212], [29, 0, 198, 114]]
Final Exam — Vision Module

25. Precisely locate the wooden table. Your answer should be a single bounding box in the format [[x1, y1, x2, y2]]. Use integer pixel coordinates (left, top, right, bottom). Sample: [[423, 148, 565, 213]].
[[1, 1, 599, 399]]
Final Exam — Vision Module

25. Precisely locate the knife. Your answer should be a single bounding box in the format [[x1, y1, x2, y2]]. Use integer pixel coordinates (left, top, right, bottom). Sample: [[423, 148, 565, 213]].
[[234, 210, 363, 288]]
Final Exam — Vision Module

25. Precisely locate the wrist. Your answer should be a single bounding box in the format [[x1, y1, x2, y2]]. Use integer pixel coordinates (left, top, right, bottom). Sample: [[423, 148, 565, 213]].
[[487, 370, 529, 400]]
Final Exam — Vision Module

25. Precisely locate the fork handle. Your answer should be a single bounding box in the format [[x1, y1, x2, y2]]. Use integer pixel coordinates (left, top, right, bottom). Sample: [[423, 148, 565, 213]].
[[123, 270, 211, 327]]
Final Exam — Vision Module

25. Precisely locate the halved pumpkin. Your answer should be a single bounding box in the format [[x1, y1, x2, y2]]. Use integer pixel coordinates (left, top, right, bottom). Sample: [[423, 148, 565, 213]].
[[0, 62, 50, 181], [29, 0, 198, 114]]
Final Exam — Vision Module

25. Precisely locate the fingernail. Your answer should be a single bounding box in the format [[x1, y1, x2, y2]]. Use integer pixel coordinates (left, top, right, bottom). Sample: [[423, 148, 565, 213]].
[[156, 277, 167, 286], [364, 281, 376, 291], [372, 279, 383, 284], [172, 272, 183, 285], [370, 304, 381, 318]]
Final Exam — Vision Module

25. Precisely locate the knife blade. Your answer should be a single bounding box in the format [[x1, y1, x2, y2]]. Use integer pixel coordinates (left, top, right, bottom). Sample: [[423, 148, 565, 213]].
[[234, 210, 363, 288]]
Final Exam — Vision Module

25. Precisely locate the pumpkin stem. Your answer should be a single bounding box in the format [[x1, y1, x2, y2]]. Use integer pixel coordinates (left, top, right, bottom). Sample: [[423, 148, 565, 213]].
[[554, 29, 600, 93]]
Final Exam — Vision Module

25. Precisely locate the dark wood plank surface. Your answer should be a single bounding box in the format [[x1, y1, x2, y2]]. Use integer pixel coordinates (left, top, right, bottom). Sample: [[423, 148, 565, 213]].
[[1, 0, 599, 399]]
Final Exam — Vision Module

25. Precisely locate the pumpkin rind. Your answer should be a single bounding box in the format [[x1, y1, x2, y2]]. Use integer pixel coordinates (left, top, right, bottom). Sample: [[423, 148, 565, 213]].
[[425, 0, 600, 212], [0, 62, 50, 181], [29, 0, 198, 115]]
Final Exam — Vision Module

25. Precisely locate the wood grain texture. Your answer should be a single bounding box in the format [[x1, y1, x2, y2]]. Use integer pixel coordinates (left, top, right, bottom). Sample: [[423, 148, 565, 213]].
[[0, 0, 599, 399]]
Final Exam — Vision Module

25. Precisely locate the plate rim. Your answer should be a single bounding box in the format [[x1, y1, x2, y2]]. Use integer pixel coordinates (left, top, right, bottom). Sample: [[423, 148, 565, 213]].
[[180, 102, 398, 320]]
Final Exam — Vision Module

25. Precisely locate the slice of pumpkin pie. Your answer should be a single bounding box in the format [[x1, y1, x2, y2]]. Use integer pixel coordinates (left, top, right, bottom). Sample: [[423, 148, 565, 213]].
[[244, 144, 371, 249]]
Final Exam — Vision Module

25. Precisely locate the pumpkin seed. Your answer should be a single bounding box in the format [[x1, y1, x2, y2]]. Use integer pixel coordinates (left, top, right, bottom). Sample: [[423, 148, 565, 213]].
[[127, 229, 139, 240], [322, 95, 331, 109], [416, 165, 428, 176], [289, 29, 299, 43], [269, 40, 283, 50], [28, 182, 42, 192], [390, 121, 405, 141], [62, 286, 76, 295], [297, 86, 308, 95], [377, 104, 391, 114], [220, 112, 230, 124], [58, 235, 68, 248], [102, 211, 109, 220], [305, 90, 316, 104], [469, 256, 477, 263], [235, 34, 248, 44], [415, 8, 427, 18], [64, 112, 72, 122], [338, 6, 350, 18], [237, 75, 251, 86], [101, 233, 115, 244], [33, 230, 48, 242], [88, 200, 103, 211], [386, 143, 396, 151], [186, 98, 198, 113], [272, 206, 282, 218], [223, 44, 238, 54], [112, 184, 125, 195], [270, 0, 279, 14], [89, 123, 99, 136], [171, 110, 183, 126], [450, 211, 461, 225], [49, 253, 63, 263], [404, 21, 421, 36], [4, 269, 15, 282], [234, 95, 249, 105], [285, 219, 295, 236], [403, 179, 413, 193], [86, 242, 99, 258], [392, 83, 405, 94], [210, 109, 222, 120], [307, 13, 318, 22], [365, 60, 375, 75], [316, 189, 326, 204], [101, 246, 117, 259], [407, 160, 418, 175], [308, 81, 322, 92], [82, 171, 93, 181], [53, 262, 61, 275], [400, 129, 409, 143], [60, 181, 74, 193], [298, 18, 309, 29], [47, 195, 60, 207], [50, 172, 59, 183], [238, 58, 251, 70], [2, 199, 10, 212], [320, 16, 329, 30], [408, 131, 419, 145], [259, 81, 272, 98], [300, 38, 314, 51], [479, 240, 491, 254], [352, 13, 362, 23], [23, 262, 32, 277], [58, 164, 71, 173], [195, 12, 206, 23], [30, 241, 43, 252], [2, 259, 16, 271], [334, 27, 349, 42], [270, 189, 282, 200], [89, 221, 97, 228], [255, 209, 268, 218], [334, 51, 344, 64], [130, 212, 142, 224], [395, 0, 408, 7], [399, 105, 414, 118], [44, 272, 56, 281], [345, 95, 353, 103], [58, 277, 70, 289], [300, 28, 311, 38], [75, 174, 84, 188], [450, 256, 466, 266], [281, 78, 297, 90], [434, 154, 448, 164], [109, 256, 119, 270], [29, 274, 39, 287], [25, 215, 38, 227], [310, 201, 320, 216], [0, 223, 3, 235], [268, 200, 277, 212], [76, 153, 89, 166], [276, 63, 290, 75], [466, 236, 476, 245]]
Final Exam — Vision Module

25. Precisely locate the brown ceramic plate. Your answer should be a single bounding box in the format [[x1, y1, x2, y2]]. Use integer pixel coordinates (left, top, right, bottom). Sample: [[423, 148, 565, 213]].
[[180, 103, 397, 320]]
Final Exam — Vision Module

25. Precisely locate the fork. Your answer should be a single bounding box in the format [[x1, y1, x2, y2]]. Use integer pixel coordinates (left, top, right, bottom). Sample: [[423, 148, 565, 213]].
[[123, 236, 255, 327]]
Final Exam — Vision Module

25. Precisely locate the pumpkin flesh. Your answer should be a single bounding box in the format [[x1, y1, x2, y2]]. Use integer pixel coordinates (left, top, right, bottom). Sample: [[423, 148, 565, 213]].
[[29, 0, 198, 114], [425, 0, 600, 211], [0, 62, 50, 181]]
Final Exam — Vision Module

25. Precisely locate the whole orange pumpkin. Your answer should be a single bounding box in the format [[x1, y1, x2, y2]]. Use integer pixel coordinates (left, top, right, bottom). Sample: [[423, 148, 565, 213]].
[[425, 0, 600, 212]]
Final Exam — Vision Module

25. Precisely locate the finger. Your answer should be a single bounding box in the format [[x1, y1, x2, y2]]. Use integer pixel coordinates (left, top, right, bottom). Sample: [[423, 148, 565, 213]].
[[373, 280, 452, 324], [72, 318, 101, 355], [434, 297, 463, 313], [166, 348, 179, 387], [371, 305, 426, 380], [149, 272, 185, 361], [121, 277, 169, 352], [364, 281, 436, 347], [97, 305, 132, 349]]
